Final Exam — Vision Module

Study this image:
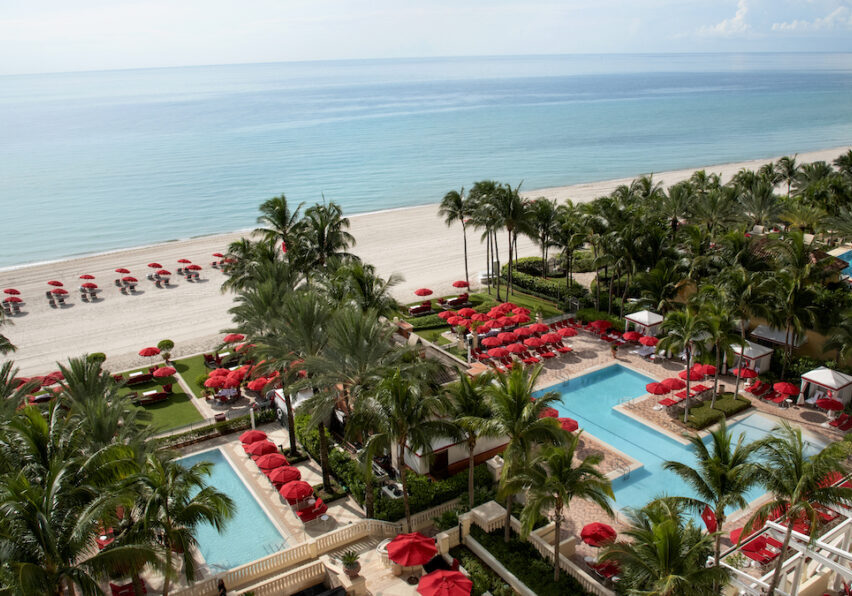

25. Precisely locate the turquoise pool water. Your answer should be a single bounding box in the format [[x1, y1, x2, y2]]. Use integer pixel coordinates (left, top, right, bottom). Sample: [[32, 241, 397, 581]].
[[837, 249, 852, 277], [534, 364, 826, 514], [180, 448, 289, 570]]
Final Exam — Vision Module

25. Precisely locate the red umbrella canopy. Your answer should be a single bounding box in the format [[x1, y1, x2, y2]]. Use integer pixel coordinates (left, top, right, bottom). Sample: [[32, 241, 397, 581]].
[[457, 307, 476, 317], [446, 316, 464, 326], [540, 333, 560, 344], [51, 288, 68, 295], [223, 333, 245, 343], [815, 398, 844, 411], [730, 367, 758, 379], [156, 269, 171, 276], [4, 297, 22, 303], [388, 532, 437, 567], [47, 280, 63, 287], [212, 252, 224, 258], [414, 288, 433, 296], [496, 332, 517, 344], [557, 327, 578, 338], [622, 331, 641, 341], [539, 407, 559, 418], [3, 289, 20, 295], [244, 440, 278, 457], [487, 308, 504, 319], [177, 258, 192, 264], [417, 570, 473, 596], [122, 276, 137, 283], [470, 313, 490, 322], [646, 382, 670, 395], [513, 313, 531, 324], [452, 280, 469, 288], [529, 323, 549, 334], [437, 311, 455, 320], [495, 316, 515, 327], [662, 377, 686, 390], [186, 264, 202, 271], [580, 522, 617, 546], [639, 336, 659, 346], [278, 479, 313, 501], [152, 366, 176, 378], [590, 319, 612, 330], [505, 342, 525, 354], [210, 368, 230, 377], [222, 375, 241, 389], [679, 369, 704, 381], [698, 364, 717, 376], [79, 274, 95, 280], [524, 337, 544, 348], [147, 263, 162, 269], [115, 268, 130, 274], [773, 381, 799, 396], [499, 302, 517, 311], [487, 347, 508, 358], [81, 282, 98, 289], [514, 326, 534, 337], [267, 466, 301, 485], [558, 417, 579, 432], [204, 376, 225, 388], [480, 337, 502, 348], [240, 429, 267, 444], [512, 307, 530, 315], [138, 347, 160, 357], [257, 453, 289, 470], [246, 377, 268, 392]]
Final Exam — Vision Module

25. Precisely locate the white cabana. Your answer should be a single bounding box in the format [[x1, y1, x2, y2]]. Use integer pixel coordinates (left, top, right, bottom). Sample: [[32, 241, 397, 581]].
[[751, 324, 806, 348], [798, 366, 852, 407], [624, 310, 664, 337], [726, 340, 773, 374]]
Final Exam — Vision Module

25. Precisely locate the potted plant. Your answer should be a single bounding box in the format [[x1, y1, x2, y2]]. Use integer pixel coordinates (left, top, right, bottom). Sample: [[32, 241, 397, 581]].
[[341, 550, 361, 579], [157, 339, 175, 363]]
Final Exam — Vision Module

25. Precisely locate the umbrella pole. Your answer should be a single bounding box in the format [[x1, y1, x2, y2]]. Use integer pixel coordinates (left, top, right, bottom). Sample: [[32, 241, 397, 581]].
[[250, 407, 256, 430]]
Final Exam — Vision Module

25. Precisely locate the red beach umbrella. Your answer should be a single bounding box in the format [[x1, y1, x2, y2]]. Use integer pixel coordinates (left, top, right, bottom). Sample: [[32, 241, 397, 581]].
[[529, 323, 549, 334], [524, 337, 544, 348], [452, 281, 469, 288], [257, 453, 289, 471], [480, 337, 502, 348], [122, 276, 137, 283], [470, 313, 490, 322], [186, 264, 202, 271], [240, 429, 267, 444], [558, 417, 579, 432], [115, 268, 130, 274], [147, 263, 162, 269], [557, 327, 578, 338], [730, 367, 758, 379], [81, 282, 98, 289], [204, 376, 225, 388], [138, 347, 160, 357], [698, 364, 717, 376], [505, 342, 525, 354], [152, 366, 176, 378], [414, 288, 433, 296], [278, 479, 313, 502], [679, 369, 704, 381], [457, 307, 476, 317], [4, 297, 22, 303], [79, 274, 95, 280], [495, 316, 515, 327], [267, 466, 301, 486], [622, 331, 641, 341], [223, 333, 245, 343], [246, 377, 268, 392], [487, 308, 504, 318], [487, 347, 508, 358], [417, 570, 472, 596], [539, 407, 559, 418], [51, 288, 68, 295], [47, 280, 63, 287], [177, 258, 192, 264], [4, 289, 20, 295], [499, 302, 517, 311], [639, 336, 659, 346], [773, 382, 799, 396], [646, 382, 670, 395], [514, 326, 534, 337], [590, 319, 611, 330], [446, 316, 464, 326], [662, 377, 686, 390], [156, 269, 171, 276], [437, 311, 455, 320], [581, 522, 616, 547], [387, 532, 437, 566], [244, 440, 277, 458], [541, 333, 560, 344], [512, 307, 530, 315], [513, 313, 531, 324], [210, 368, 230, 377], [212, 252, 224, 258], [496, 332, 517, 344], [816, 398, 844, 411]]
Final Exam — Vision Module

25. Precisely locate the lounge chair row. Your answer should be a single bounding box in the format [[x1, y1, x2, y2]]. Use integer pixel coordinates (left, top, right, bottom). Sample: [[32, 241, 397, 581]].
[[829, 413, 852, 431]]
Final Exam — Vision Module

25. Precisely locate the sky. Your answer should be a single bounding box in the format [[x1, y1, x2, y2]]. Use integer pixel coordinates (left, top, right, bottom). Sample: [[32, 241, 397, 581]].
[[1, 0, 852, 75]]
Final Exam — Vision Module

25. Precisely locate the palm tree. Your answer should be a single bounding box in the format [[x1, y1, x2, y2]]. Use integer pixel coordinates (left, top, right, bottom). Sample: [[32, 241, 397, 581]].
[[553, 201, 586, 289], [824, 312, 852, 362], [689, 188, 737, 234], [663, 421, 758, 564], [776, 156, 799, 198], [739, 180, 783, 229], [518, 438, 614, 582], [599, 499, 729, 595], [697, 303, 745, 406], [659, 182, 694, 238], [323, 260, 401, 316], [302, 201, 356, 269], [834, 149, 852, 179], [469, 180, 502, 297], [527, 197, 559, 277], [484, 365, 565, 542], [254, 193, 304, 250], [771, 271, 818, 379], [489, 183, 529, 296], [0, 311, 14, 354], [658, 309, 709, 423], [135, 452, 235, 596], [444, 371, 497, 510], [0, 361, 37, 416], [439, 187, 474, 286], [745, 423, 852, 596], [636, 259, 685, 314]]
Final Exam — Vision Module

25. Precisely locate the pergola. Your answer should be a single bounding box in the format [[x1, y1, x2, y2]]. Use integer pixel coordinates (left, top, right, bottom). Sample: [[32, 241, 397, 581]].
[[727, 340, 773, 374], [624, 310, 664, 337], [798, 366, 852, 406], [750, 324, 806, 348]]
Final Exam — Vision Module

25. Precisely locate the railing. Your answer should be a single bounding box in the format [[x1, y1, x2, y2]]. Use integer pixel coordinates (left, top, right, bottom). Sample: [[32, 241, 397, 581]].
[[315, 522, 369, 552], [409, 497, 461, 531], [245, 560, 328, 596]]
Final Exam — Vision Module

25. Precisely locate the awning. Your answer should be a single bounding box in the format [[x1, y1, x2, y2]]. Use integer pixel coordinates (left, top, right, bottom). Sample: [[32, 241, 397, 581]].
[[731, 340, 774, 359], [624, 310, 663, 327], [750, 325, 806, 347], [801, 366, 852, 391]]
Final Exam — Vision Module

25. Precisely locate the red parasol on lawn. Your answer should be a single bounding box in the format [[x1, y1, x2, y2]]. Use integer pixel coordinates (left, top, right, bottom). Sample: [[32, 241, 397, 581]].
[[387, 532, 437, 567], [79, 274, 95, 280], [457, 307, 476, 317], [267, 466, 301, 485], [529, 323, 549, 334], [540, 332, 560, 344], [679, 369, 704, 381], [590, 319, 611, 330], [452, 281, 469, 288], [558, 417, 579, 432], [446, 316, 465, 326], [240, 430, 267, 444], [223, 333, 245, 343], [539, 407, 559, 418], [138, 347, 160, 357], [246, 377, 268, 392], [414, 288, 433, 296], [514, 326, 534, 337], [622, 331, 641, 341], [417, 570, 473, 596], [816, 398, 844, 411], [512, 307, 530, 315], [499, 302, 517, 311], [662, 377, 686, 390], [470, 313, 490, 322], [524, 337, 544, 348], [581, 522, 616, 547], [51, 288, 68, 295], [513, 313, 531, 324], [495, 316, 515, 327], [3, 289, 20, 295], [244, 440, 277, 458], [557, 327, 578, 338], [115, 268, 130, 274], [773, 382, 799, 396], [209, 368, 230, 377], [730, 367, 758, 379], [47, 280, 63, 287], [177, 258, 192, 264], [487, 348, 508, 358], [505, 342, 525, 354], [81, 282, 98, 289], [278, 480, 312, 502], [147, 263, 161, 269], [256, 453, 289, 470], [496, 332, 517, 344], [646, 382, 670, 395], [437, 311, 455, 320], [152, 366, 176, 378], [639, 336, 659, 346], [204, 376, 225, 388], [122, 276, 137, 283], [4, 297, 22, 303], [480, 337, 502, 348]]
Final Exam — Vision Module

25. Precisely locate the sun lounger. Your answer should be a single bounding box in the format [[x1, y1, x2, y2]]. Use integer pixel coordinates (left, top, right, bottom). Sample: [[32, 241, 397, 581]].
[[446, 293, 471, 308], [691, 384, 710, 393], [589, 561, 619, 579], [407, 302, 433, 317], [126, 373, 153, 386], [838, 417, 852, 432], [536, 348, 557, 360], [829, 413, 850, 428], [658, 398, 677, 407], [297, 498, 328, 523], [521, 351, 540, 365]]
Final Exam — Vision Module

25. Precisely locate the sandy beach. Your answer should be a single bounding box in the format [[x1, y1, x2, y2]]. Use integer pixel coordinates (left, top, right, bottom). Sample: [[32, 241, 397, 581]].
[[2, 145, 849, 376]]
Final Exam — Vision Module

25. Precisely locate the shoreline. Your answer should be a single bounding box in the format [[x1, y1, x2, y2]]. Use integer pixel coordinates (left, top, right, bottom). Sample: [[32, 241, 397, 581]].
[[2, 144, 848, 274], [1, 144, 849, 375]]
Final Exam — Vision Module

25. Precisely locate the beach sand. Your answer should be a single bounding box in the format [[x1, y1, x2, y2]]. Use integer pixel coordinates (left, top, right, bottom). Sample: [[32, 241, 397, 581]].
[[2, 145, 849, 375]]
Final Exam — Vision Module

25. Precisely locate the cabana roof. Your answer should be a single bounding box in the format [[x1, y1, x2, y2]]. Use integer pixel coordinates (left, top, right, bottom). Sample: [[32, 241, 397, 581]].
[[801, 366, 852, 391], [731, 340, 773, 359], [625, 310, 663, 327], [751, 324, 806, 347]]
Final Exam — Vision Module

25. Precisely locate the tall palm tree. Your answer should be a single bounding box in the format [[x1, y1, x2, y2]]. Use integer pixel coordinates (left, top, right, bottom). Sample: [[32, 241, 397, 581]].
[[739, 180, 783, 229], [0, 361, 37, 417], [658, 182, 694, 238], [0, 311, 14, 355], [518, 438, 614, 582], [444, 371, 497, 510], [636, 259, 685, 314], [489, 183, 529, 296], [599, 499, 729, 596], [776, 156, 799, 198], [658, 309, 709, 423], [469, 180, 502, 297], [663, 421, 758, 564], [254, 193, 304, 250], [697, 303, 745, 406], [135, 452, 235, 596], [323, 260, 402, 316], [688, 188, 737, 234], [302, 201, 356, 269], [527, 197, 559, 277], [553, 201, 586, 289], [834, 149, 852, 179], [439, 187, 474, 286], [824, 312, 852, 362], [484, 365, 565, 542], [745, 423, 852, 596], [771, 271, 818, 379]]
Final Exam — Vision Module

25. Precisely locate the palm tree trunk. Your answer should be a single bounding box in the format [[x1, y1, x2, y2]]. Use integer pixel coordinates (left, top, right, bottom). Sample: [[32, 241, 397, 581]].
[[619, 272, 630, 319], [683, 349, 692, 424], [781, 323, 792, 379], [494, 232, 502, 302], [713, 511, 726, 566], [507, 230, 513, 296], [486, 230, 492, 295], [553, 511, 562, 582], [364, 472, 375, 518], [503, 496, 513, 543], [399, 442, 412, 532], [711, 348, 721, 409], [766, 523, 795, 596], [462, 223, 470, 287], [284, 393, 298, 454], [318, 421, 332, 492], [162, 549, 173, 596], [592, 245, 600, 311], [607, 265, 616, 315], [468, 439, 477, 510], [132, 571, 145, 596]]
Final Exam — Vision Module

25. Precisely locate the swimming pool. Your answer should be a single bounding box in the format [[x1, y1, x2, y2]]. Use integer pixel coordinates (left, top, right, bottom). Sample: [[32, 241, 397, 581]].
[[836, 249, 852, 277], [534, 364, 826, 514], [180, 448, 289, 570]]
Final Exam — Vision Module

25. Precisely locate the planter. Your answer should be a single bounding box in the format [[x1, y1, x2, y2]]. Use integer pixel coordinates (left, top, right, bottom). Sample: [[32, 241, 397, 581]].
[[344, 562, 361, 579]]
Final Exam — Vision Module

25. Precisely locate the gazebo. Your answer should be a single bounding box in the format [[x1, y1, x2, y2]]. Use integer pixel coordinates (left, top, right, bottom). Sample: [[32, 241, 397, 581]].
[[750, 324, 806, 348], [798, 366, 852, 406], [624, 310, 664, 337], [727, 340, 773, 374]]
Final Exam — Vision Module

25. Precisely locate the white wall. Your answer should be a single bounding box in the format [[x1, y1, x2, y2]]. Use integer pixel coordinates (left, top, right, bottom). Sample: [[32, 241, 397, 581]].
[[403, 434, 508, 476]]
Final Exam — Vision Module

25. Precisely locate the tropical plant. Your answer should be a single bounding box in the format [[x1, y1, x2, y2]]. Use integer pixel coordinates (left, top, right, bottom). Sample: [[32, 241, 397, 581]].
[[776, 156, 799, 198], [824, 312, 852, 362], [302, 201, 356, 269], [254, 193, 304, 250], [657, 309, 709, 423], [697, 302, 745, 406], [439, 187, 474, 286], [527, 197, 559, 277]]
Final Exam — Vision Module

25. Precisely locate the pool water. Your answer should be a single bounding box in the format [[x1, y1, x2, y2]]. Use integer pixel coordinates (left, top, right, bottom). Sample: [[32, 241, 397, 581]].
[[534, 364, 826, 514], [180, 448, 289, 570], [837, 249, 852, 277]]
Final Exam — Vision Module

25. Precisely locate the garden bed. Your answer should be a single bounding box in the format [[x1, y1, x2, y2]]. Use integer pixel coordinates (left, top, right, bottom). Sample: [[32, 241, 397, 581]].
[[686, 393, 752, 430], [449, 545, 512, 596]]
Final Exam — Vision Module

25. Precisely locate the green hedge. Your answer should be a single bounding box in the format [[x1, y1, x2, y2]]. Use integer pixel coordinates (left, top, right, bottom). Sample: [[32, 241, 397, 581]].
[[449, 545, 513, 596], [158, 409, 277, 448], [687, 394, 751, 429], [713, 394, 752, 416], [470, 526, 591, 596], [574, 308, 624, 331]]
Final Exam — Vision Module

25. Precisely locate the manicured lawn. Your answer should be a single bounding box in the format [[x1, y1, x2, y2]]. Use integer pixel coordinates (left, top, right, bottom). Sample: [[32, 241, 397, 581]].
[[113, 366, 204, 431], [172, 354, 210, 398]]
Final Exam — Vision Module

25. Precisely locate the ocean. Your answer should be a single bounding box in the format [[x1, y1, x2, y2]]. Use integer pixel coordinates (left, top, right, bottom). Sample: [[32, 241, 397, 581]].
[[2, 53, 852, 268]]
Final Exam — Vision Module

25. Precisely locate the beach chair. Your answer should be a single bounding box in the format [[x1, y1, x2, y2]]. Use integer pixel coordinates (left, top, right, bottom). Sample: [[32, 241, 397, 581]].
[[10, 302, 22, 315], [297, 498, 328, 524], [838, 416, 852, 432], [521, 351, 540, 365], [829, 413, 850, 428], [658, 398, 677, 408], [536, 347, 557, 360]]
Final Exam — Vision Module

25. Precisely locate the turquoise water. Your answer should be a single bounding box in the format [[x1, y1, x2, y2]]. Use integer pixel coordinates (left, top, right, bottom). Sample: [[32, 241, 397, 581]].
[[179, 448, 288, 570], [837, 249, 852, 277], [534, 364, 825, 514], [2, 53, 852, 267]]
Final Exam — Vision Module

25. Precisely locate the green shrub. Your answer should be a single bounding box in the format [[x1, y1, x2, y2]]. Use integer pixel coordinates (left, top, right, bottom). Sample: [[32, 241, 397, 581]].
[[713, 394, 752, 416], [687, 406, 725, 429], [433, 509, 460, 531], [86, 352, 107, 365], [195, 374, 209, 393], [157, 409, 276, 448], [513, 256, 545, 276], [575, 308, 624, 330], [449, 545, 512, 596], [501, 267, 587, 304], [157, 339, 175, 352]]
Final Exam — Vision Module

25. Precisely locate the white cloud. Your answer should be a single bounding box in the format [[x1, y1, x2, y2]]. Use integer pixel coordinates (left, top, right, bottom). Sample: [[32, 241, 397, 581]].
[[772, 5, 852, 32], [697, 0, 751, 36]]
